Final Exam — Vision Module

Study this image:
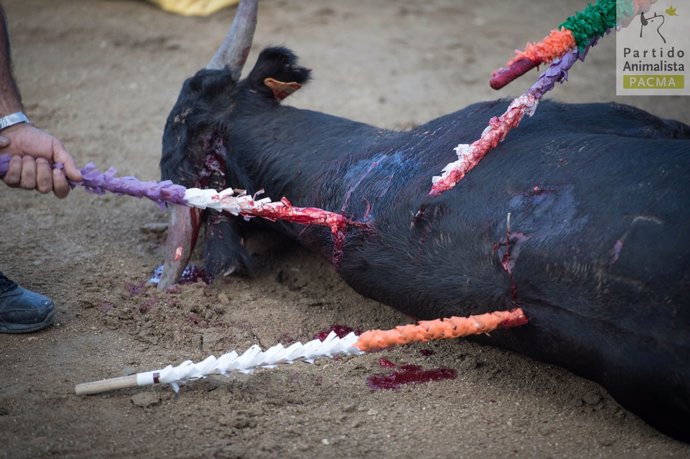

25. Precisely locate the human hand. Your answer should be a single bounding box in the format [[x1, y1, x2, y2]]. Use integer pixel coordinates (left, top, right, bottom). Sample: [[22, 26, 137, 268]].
[[0, 123, 81, 198]]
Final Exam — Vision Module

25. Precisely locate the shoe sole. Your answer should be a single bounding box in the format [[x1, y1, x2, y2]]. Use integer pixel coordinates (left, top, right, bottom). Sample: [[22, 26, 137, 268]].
[[0, 308, 55, 334]]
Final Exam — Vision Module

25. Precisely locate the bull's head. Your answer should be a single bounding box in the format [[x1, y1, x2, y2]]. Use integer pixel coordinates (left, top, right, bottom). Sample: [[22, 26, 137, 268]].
[[157, 0, 258, 290]]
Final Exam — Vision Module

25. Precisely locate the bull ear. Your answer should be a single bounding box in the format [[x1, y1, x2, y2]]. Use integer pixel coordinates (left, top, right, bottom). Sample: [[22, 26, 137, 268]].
[[247, 47, 311, 100], [263, 78, 302, 100]]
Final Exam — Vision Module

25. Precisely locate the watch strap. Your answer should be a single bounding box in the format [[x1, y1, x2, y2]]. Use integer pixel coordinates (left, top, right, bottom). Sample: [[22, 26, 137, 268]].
[[0, 112, 31, 131]]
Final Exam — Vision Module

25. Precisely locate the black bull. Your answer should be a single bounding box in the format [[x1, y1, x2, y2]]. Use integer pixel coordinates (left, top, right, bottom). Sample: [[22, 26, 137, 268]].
[[160, 47, 690, 442]]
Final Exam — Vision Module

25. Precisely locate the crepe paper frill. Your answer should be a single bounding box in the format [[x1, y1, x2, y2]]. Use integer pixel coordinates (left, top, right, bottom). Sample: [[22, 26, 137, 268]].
[[432, 0, 648, 194], [490, 0, 651, 90], [356, 308, 527, 352], [74, 308, 526, 395], [0, 156, 188, 207], [79, 162, 188, 208], [135, 331, 363, 393], [429, 45, 584, 196], [0, 156, 356, 236]]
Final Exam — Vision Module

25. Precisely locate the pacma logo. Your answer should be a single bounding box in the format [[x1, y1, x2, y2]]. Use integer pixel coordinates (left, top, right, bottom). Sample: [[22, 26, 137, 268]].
[[623, 74, 684, 89], [616, 1, 688, 95], [639, 6, 677, 43]]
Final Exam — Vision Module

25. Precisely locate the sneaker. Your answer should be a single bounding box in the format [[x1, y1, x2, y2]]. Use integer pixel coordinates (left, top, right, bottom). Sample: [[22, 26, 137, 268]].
[[0, 272, 55, 334]]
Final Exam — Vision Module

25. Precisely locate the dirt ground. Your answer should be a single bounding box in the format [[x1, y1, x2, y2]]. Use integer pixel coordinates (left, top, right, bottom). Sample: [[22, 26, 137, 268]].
[[1, 0, 689, 457]]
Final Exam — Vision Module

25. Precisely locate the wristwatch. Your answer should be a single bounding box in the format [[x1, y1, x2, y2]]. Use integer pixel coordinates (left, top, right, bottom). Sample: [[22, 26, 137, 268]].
[[0, 112, 31, 131]]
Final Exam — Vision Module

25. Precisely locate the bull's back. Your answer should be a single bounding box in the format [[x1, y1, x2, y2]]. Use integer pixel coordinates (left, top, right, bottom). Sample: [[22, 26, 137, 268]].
[[332, 101, 690, 441]]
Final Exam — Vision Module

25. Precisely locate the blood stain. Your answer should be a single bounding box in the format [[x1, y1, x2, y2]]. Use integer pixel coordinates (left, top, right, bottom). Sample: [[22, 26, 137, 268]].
[[314, 325, 358, 341], [420, 349, 434, 357], [125, 282, 146, 297], [367, 363, 457, 390], [148, 264, 209, 285], [178, 264, 209, 284], [378, 358, 396, 368]]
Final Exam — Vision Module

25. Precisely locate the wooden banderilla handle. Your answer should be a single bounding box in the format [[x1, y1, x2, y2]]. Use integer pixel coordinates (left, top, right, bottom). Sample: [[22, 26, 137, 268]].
[[75, 374, 139, 395]]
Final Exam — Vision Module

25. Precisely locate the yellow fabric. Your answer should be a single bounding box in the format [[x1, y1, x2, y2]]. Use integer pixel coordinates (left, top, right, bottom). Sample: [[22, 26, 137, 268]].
[[147, 0, 239, 17]]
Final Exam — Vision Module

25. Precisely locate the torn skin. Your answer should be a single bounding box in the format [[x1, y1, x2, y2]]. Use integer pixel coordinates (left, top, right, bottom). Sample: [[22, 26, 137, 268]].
[[158, 206, 202, 291], [492, 213, 529, 303]]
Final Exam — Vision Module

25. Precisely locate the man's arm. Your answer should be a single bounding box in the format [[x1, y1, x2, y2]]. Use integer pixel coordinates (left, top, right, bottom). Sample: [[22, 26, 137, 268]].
[[0, 5, 21, 115], [0, 4, 81, 198]]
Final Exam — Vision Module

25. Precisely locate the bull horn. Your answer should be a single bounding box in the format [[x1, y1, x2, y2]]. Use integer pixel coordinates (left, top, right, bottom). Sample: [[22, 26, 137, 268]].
[[206, 0, 258, 79]]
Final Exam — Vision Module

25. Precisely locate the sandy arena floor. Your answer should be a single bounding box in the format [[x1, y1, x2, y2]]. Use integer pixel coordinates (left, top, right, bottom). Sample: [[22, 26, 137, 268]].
[[1, 1, 689, 457]]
